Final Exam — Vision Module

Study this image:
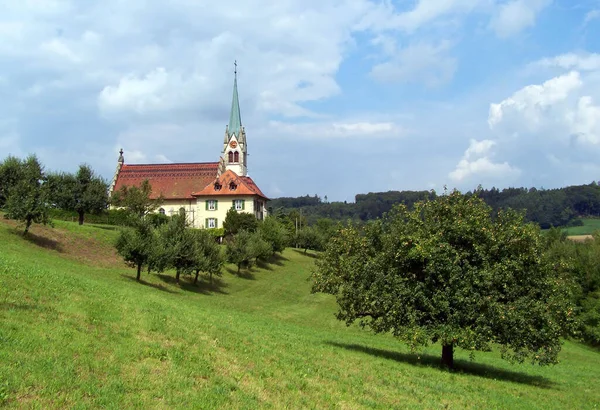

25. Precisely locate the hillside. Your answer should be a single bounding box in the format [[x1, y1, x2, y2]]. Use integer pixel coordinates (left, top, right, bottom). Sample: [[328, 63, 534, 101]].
[[1, 220, 599, 408]]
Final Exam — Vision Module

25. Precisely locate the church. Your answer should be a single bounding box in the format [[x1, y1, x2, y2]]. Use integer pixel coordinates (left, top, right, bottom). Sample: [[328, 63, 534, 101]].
[[108, 67, 268, 229]]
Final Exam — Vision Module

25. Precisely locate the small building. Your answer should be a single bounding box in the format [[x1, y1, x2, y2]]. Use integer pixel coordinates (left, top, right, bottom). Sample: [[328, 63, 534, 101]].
[[109, 67, 268, 228]]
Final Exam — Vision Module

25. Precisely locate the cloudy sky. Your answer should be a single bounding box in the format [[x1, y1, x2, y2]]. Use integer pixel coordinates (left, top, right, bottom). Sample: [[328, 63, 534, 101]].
[[1, 0, 599, 201]]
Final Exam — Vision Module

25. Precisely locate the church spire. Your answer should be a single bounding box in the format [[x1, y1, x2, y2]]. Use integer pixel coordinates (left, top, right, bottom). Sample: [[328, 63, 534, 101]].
[[228, 60, 242, 138]]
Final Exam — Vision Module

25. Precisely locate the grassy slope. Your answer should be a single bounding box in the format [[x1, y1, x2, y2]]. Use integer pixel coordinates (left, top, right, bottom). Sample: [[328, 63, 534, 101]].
[[1, 220, 599, 409], [564, 218, 600, 236]]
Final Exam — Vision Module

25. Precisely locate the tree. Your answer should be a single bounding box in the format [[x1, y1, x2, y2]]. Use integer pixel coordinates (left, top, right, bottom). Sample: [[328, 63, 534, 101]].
[[249, 231, 273, 263], [312, 190, 574, 369], [0, 155, 24, 208], [111, 179, 163, 219], [4, 155, 50, 234], [115, 218, 155, 281], [190, 229, 224, 284], [296, 226, 324, 254], [159, 213, 197, 284], [223, 208, 258, 237], [258, 217, 288, 253], [48, 164, 108, 225], [225, 230, 254, 273]]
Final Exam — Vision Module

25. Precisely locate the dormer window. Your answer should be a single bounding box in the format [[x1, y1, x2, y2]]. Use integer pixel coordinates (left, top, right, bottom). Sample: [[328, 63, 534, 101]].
[[214, 182, 222, 191], [229, 182, 237, 191]]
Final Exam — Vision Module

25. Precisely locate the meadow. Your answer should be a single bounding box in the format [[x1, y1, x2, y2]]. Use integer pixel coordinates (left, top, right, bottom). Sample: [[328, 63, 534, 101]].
[[1, 219, 599, 409], [563, 218, 600, 236]]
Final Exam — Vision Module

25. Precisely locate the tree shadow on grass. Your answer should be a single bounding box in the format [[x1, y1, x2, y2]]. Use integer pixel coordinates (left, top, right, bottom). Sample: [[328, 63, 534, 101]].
[[327, 342, 556, 389], [15, 230, 64, 252], [270, 253, 288, 265], [156, 274, 229, 295], [225, 266, 255, 280], [90, 224, 119, 231], [120, 274, 178, 294], [292, 248, 318, 259]]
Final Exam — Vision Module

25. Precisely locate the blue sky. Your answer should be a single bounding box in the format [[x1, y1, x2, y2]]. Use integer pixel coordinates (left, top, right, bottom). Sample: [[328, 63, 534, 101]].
[[1, 0, 599, 201]]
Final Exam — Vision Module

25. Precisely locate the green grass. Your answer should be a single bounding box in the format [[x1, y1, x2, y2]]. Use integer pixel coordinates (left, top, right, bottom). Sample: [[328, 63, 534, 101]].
[[563, 218, 600, 236], [1, 220, 599, 409]]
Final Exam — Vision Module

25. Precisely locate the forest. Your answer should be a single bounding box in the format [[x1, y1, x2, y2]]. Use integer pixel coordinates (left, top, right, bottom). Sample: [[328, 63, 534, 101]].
[[268, 182, 600, 228]]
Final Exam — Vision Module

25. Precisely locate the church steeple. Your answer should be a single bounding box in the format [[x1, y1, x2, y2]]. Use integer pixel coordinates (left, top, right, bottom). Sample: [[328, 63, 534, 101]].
[[222, 61, 248, 176], [228, 61, 242, 139]]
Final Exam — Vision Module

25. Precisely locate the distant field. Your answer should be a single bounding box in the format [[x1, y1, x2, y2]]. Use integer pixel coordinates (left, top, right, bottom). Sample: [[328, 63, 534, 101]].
[[563, 218, 600, 236], [1, 219, 599, 409]]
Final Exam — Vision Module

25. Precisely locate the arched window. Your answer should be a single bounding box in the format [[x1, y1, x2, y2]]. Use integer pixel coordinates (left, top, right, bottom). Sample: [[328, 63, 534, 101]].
[[179, 207, 186, 216], [234, 151, 239, 163], [228, 151, 234, 162], [159, 208, 165, 215]]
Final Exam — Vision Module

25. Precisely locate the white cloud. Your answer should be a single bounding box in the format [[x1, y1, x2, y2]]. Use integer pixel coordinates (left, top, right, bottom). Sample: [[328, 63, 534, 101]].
[[488, 71, 583, 130], [40, 39, 81, 63], [370, 40, 457, 86], [449, 138, 520, 182], [489, 0, 551, 38], [583, 9, 600, 27], [535, 52, 600, 72], [269, 120, 405, 138]]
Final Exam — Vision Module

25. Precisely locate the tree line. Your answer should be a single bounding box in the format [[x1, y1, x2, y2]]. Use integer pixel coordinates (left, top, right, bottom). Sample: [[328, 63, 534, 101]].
[[269, 183, 600, 229], [0, 155, 108, 234]]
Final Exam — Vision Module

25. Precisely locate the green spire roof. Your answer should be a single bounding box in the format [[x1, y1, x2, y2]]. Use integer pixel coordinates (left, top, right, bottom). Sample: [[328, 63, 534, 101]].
[[228, 66, 242, 138]]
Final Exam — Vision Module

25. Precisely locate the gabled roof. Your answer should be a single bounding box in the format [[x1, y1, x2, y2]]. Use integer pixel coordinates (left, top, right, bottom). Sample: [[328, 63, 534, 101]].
[[113, 162, 219, 200], [192, 170, 268, 199]]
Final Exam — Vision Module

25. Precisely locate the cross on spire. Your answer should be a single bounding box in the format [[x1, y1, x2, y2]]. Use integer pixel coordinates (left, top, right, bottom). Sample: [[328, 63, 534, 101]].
[[234, 60, 237, 77]]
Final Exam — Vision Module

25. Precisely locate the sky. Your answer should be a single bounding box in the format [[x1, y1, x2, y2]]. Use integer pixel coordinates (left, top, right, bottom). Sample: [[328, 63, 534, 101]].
[[1, 0, 599, 202]]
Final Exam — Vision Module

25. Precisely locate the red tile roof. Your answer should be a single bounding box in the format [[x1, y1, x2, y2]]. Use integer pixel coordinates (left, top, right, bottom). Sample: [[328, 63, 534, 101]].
[[192, 170, 268, 199], [113, 162, 219, 199]]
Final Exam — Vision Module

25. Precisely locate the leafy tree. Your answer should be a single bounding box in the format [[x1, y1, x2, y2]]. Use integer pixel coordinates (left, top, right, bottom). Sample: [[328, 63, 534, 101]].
[[190, 229, 224, 284], [249, 231, 273, 263], [111, 179, 163, 219], [48, 164, 108, 225], [258, 217, 288, 253], [223, 208, 258, 237], [0, 155, 24, 208], [296, 226, 324, 254], [115, 218, 156, 281], [4, 155, 50, 234], [159, 213, 197, 283], [225, 230, 254, 273], [312, 190, 575, 368]]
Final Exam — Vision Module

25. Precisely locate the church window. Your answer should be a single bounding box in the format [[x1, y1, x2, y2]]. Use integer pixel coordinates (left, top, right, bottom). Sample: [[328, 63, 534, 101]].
[[206, 200, 217, 211], [228, 151, 234, 162], [233, 151, 239, 163], [234, 199, 245, 211], [159, 208, 165, 215]]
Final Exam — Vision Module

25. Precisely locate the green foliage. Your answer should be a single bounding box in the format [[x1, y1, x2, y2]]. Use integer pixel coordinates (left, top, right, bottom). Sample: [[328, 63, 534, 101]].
[[225, 230, 254, 273], [190, 228, 224, 284], [4, 155, 51, 234], [296, 226, 324, 254], [312, 190, 575, 368], [111, 179, 163, 219], [545, 233, 600, 345], [156, 214, 197, 283], [47, 164, 108, 225], [223, 208, 258, 236], [0, 155, 23, 208], [115, 218, 156, 281], [206, 227, 225, 239], [249, 232, 274, 262], [258, 217, 289, 253]]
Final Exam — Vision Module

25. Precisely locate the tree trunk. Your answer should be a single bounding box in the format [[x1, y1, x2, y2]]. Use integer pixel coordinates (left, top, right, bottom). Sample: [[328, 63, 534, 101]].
[[176, 269, 181, 284], [442, 344, 454, 369], [78, 210, 84, 225], [136, 264, 142, 282], [194, 269, 200, 285], [237, 264, 241, 274], [210, 271, 213, 284], [24, 218, 32, 235]]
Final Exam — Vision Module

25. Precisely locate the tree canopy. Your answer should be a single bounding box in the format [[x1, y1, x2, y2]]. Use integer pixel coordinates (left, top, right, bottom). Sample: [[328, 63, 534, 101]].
[[111, 179, 163, 219], [48, 164, 108, 225], [311, 190, 575, 368]]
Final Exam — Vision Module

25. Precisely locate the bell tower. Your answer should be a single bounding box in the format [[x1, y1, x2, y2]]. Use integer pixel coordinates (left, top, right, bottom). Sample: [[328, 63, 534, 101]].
[[222, 61, 247, 176]]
